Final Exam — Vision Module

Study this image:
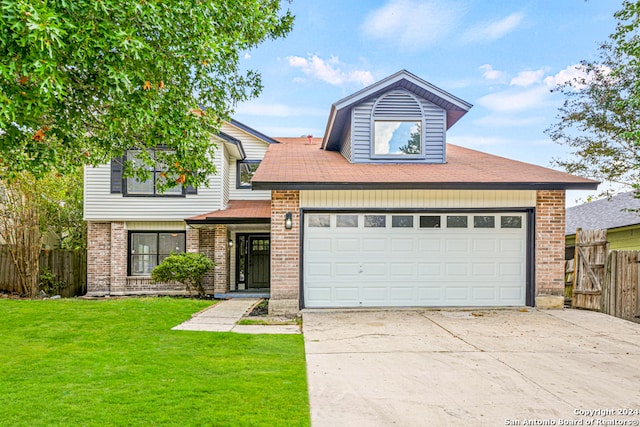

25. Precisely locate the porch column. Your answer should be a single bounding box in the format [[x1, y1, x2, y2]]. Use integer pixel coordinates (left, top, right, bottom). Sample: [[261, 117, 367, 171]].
[[86, 222, 111, 296], [213, 224, 229, 294], [269, 190, 300, 315], [535, 190, 566, 308]]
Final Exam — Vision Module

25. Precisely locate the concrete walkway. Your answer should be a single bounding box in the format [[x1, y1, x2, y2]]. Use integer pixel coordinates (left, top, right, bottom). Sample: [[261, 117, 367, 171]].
[[172, 298, 300, 334]]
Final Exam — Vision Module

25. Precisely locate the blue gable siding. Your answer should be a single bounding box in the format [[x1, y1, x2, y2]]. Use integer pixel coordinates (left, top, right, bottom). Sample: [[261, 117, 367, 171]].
[[345, 90, 446, 164]]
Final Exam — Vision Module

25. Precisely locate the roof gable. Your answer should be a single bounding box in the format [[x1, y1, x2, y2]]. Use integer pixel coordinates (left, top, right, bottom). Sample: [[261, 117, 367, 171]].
[[322, 70, 472, 151]]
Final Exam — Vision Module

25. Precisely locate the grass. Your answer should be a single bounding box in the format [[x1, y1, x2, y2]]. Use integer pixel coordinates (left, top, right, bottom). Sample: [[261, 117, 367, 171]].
[[0, 298, 310, 427]]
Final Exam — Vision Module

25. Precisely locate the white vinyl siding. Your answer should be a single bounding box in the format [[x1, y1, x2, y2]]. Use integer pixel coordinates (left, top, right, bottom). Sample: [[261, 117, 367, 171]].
[[126, 221, 186, 231], [300, 190, 537, 209], [222, 149, 230, 207], [225, 123, 271, 200], [84, 143, 223, 221]]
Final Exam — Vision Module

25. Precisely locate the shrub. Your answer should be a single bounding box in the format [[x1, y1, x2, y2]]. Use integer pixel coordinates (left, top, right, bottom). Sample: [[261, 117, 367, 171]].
[[38, 267, 67, 296], [151, 253, 215, 296]]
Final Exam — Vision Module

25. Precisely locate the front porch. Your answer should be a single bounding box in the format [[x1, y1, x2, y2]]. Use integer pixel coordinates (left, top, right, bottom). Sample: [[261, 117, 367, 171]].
[[187, 200, 272, 297]]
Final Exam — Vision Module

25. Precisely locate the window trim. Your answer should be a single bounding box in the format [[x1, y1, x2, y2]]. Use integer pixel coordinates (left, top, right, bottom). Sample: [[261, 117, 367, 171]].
[[127, 231, 186, 276], [123, 149, 187, 197], [236, 160, 262, 189]]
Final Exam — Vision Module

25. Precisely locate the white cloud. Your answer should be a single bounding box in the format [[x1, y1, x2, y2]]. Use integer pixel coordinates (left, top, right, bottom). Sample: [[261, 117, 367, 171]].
[[543, 64, 588, 88], [510, 69, 545, 87], [476, 85, 551, 113], [243, 53, 251, 60], [236, 103, 326, 118], [287, 55, 374, 87], [374, 122, 401, 154], [361, 0, 464, 50], [479, 64, 506, 82], [464, 12, 524, 42]]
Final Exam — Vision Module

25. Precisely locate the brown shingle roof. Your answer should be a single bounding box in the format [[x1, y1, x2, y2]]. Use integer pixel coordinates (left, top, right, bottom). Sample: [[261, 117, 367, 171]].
[[186, 200, 271, 224], [251, 138, 598, 190]]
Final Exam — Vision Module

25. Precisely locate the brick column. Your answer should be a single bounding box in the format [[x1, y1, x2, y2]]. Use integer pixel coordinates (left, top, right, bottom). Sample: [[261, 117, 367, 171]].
[[186, 226, 199, 252], [535, 190, 566, 308], [109, 222, 127, 295], [269, 190, 300, 315], [199, 228, 215, 293], [86, 222, 111, 296], [213, 224, 229, 294]]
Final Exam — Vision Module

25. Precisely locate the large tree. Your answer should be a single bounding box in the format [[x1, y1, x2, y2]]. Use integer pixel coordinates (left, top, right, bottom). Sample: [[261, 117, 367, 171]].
[[546, 0, 640, 192], [0, 1, 293, 189]]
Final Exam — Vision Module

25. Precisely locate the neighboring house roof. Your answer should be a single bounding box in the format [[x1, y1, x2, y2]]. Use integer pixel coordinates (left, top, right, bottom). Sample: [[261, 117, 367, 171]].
[[229, 119, 280, 145], [186, 200, 271, 225], [322, 70, 473, 151], [251, 138, 599, 191], [565, 191, 640, 235]]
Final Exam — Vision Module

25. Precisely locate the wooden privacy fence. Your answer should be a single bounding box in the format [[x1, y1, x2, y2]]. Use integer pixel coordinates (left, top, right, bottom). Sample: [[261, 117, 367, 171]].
[[0, 246, 87, 297], [570, 229, 640, 323]]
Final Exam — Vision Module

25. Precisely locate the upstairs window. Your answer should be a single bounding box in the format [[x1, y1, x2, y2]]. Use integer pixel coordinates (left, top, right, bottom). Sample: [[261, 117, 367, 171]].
[[237, 160, 261, 189], [374, 121, 422, 155], [371, 90, 425, 159], [125, 150, 184, 196]]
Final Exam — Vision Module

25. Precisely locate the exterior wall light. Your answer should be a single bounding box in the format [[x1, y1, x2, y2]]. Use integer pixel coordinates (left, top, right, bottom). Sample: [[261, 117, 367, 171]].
[[285, 212, 293, 230], [228, 239, 233, 247]]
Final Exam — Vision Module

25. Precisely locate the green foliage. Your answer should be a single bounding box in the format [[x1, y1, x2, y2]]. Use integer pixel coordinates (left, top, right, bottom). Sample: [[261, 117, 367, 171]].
[[38, 267, 67, 296], [0, 1, 293, 190], [151, 252, 215, 296], [398, 123, 421, 155], [546, 1, 640, 194], [0, 298, 310, 426]]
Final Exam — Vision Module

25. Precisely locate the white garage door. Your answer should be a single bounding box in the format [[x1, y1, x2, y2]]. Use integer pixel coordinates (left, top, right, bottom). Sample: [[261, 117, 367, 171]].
[[303, 212, 528, 308]]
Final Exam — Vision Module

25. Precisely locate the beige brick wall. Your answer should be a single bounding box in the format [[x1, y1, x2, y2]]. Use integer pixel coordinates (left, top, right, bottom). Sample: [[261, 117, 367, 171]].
[[535, 190, 566, 304], [269, 190, 300, 314]]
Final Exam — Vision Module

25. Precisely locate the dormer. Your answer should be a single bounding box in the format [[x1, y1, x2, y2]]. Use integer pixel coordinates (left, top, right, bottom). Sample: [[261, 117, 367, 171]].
[[321, 70, 472, 164]]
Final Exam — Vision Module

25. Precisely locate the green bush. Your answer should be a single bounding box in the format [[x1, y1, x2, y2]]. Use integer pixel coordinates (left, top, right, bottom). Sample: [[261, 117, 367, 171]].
[[38, 267, 67, 296], [151, 253, 215, 296]]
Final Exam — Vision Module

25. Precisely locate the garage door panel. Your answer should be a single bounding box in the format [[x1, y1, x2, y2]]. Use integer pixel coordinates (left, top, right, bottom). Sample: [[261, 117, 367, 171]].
[[418, 263, 442, 277], [307, 262, 331, 277], [419, 239, 443, 252], [304, 212, 527, 308], [335, 263, 359, 276], [362, 238, 387, 252], [446, 239, 470, 253], [307, 238, 332, 253], [391, 238, 415, 251], [335, 287, 359, 303], [390, 263, 416, 276], [335, 238, 360, 252]]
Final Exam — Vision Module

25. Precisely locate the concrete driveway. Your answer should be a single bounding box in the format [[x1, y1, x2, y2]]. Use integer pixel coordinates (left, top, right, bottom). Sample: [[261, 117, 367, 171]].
[[302, 308, 640, 427]]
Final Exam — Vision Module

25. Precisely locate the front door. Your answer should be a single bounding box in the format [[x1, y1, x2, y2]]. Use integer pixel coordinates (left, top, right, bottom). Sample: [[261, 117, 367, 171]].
[[237, 234, 270, 290]]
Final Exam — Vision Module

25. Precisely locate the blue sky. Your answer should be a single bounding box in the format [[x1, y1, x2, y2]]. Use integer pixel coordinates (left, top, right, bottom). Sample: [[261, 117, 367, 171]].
[[233, 0, 623, 204]]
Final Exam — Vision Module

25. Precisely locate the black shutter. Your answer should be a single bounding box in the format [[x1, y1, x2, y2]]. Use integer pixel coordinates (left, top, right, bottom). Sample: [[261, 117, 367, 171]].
[[110, 157, 124, 194], [185, 184, 197, 195]]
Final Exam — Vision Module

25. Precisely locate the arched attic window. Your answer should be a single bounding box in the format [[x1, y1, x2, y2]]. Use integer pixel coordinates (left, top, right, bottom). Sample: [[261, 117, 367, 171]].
[[371, 90, 424, 158]]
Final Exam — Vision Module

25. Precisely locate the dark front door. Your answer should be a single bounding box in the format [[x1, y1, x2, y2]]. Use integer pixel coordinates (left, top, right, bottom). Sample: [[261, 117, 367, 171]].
[[247, 235, 270, 289]]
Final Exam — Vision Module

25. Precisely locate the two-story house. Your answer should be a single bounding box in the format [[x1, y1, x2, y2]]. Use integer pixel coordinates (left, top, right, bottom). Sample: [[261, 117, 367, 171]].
[[85, 70, 598, 315]]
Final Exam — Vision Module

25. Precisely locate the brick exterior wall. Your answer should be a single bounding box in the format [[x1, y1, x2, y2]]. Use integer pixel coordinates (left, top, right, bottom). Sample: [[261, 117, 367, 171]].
[[109, 222, 127, 294], [186, 226, 199, 252], [213, 224, 229, 294], [535, 190, 566, 305], [269, 190, 300, 315], [87, 222, 112, 295]]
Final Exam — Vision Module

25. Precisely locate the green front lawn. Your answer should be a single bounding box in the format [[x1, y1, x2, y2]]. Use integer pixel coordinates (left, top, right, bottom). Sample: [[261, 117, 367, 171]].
[[0, 298, 310, 427]]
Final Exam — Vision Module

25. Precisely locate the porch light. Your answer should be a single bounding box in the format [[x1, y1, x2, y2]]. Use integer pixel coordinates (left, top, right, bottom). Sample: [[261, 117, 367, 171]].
[[228, 239, 233, 247], [285, 212, 293, 230]]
